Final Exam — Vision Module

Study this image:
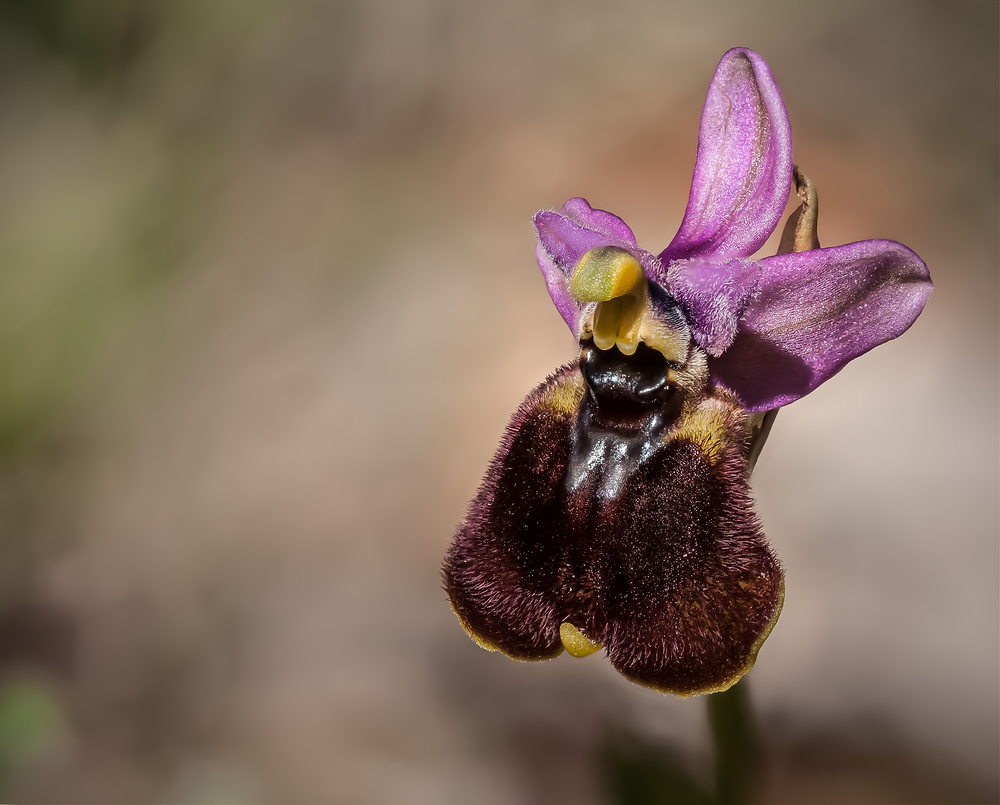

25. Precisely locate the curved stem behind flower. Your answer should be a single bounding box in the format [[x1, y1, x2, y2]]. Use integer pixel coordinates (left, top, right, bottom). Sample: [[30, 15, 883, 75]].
[[777, 166, 820, 255], [745, 167, 822, 474], [745, 410, 778, 477]]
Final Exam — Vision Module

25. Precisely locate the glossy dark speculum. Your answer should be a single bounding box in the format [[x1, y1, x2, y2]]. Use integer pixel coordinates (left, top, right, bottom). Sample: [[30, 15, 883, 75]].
[[580, 342, 676, 409], [444, 337, 784, 696], [570, 344, 682, 501]]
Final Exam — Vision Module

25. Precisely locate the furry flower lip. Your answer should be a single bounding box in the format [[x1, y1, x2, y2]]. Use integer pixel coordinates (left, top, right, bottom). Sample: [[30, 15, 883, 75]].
[[443, 47, 932, 696]]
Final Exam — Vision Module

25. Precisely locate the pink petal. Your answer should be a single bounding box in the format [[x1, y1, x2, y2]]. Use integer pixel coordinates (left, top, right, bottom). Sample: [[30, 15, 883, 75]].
[[659, 48, 793, 266], [710, 240, 933, 411]]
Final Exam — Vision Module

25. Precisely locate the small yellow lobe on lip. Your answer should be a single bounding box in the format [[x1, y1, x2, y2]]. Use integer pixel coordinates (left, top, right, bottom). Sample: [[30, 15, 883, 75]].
[[559, 622, 602, 657]]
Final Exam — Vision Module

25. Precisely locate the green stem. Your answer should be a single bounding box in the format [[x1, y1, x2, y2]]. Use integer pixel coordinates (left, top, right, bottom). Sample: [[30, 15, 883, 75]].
[[707, 679, 761, 805]]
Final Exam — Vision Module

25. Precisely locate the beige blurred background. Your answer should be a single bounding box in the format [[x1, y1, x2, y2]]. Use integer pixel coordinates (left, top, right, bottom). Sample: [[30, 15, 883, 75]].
[[0, 1, 995, 803]]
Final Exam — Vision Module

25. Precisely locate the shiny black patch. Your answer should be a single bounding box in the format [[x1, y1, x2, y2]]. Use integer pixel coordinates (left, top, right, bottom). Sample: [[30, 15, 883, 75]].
[[580, 341, 673, 408]]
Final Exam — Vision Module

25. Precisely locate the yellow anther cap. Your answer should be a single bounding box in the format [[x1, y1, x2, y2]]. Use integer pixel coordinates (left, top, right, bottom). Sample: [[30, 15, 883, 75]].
[[571, 247, 645, 302]]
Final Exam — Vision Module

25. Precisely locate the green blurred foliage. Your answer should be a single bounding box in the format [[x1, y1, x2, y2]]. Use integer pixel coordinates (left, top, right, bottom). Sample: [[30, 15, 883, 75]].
[[0, 1, 211, 459], [0, 0, 149, 81], [0, 132, 198, 457], [603, 731, 714, 805], [0, 679, 63, 787]]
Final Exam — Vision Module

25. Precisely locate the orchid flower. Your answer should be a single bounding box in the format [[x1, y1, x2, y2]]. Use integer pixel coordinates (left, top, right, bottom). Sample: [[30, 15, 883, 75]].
[[443, 48, 932, 697]]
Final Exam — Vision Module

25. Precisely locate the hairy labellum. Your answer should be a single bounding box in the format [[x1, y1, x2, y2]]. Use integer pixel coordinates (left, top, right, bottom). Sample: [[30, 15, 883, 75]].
[[444, 341, 785, 695]]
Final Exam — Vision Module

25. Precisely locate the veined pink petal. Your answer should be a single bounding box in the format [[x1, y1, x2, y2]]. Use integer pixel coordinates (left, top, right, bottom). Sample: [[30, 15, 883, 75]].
[[709, 240, 933, 411], [659, 48, 793, 267]]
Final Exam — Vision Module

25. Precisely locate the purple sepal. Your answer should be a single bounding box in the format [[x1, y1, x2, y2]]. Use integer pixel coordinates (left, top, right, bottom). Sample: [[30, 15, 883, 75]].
[[665, 257, 761, 356], [659, 47, 793, 265], [710, 240, 933, 411], [559, 197, 638, 244], [534, 240, 592, 336], [534, 198, 659, 337]]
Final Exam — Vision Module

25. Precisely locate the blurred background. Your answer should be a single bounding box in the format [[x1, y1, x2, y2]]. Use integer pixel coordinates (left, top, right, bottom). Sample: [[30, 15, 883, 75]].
[[0, 1, 995, 802]]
